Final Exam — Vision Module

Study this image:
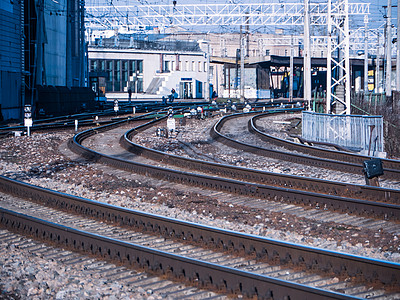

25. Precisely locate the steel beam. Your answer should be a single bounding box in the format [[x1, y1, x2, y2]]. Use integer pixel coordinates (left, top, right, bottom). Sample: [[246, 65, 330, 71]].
[[85, 2, 369, 30]]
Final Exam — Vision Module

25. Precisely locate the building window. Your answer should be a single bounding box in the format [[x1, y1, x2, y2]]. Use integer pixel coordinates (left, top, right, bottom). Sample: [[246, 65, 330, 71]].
[[137, 78, 143, 93], [137, 60, 143, 73], [130, 61, 136, 77], [125, 59, 143, 93], [164, 61, 170, 72], [192, 61, 195, 71], [100, 60, 105, 71], [106, 60, 113, 92], [114, 60, 121, 91], [122, 61, 128, 91], [266, 49, 270, 56], [198, 61, 202, 72], [90, 60, 98, 72]]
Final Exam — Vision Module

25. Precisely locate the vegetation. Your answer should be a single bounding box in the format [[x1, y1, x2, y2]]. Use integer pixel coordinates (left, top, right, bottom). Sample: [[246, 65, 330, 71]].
[[352, 92, 400, 159]]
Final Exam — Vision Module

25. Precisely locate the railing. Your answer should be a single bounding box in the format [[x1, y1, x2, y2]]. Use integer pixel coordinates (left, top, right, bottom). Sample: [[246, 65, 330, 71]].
[[302, 111, 384, 155]]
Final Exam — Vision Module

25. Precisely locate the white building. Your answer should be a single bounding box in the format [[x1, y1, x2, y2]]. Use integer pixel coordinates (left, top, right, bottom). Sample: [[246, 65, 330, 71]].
[[88, 36, 209, 101]]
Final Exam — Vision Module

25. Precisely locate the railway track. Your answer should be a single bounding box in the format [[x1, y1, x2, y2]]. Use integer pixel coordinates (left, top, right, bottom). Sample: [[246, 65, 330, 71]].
[[56, 110, 400, 296], [240, 111, 400, 180], [1, 105, 398, 298], [0, 175, 399, 299], [116, 111, 399, 222], [0, 229, 220, 299]]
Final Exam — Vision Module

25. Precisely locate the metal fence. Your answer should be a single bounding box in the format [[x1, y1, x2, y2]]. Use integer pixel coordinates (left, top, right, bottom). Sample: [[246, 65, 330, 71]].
[[302, 111, 384, 155]]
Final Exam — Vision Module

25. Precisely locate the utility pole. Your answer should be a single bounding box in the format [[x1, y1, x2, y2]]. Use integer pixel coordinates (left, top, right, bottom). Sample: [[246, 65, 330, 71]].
[[397, 0, 400, 91], [206, 42, 210, 101], [364, 15, 369, 96], [240, 36, 245, 102], [376, 32, 380, 93], [386, 0, 392, 97], [290, 36, 294, 101], [303, 0, 312, 109]]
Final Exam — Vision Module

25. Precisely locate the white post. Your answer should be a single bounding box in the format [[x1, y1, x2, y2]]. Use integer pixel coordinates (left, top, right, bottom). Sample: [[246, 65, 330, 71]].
[[206, 42, 210, 102], [240, 36, 245, 102], [364, 15, 369, 96], [386, 0, 392, 97], [327, 0, 332, 113], [75, 120, 78, 132], [304, 0, 312, 109], [344, 0, 351, 114], [376, 32, 380, 93], [290, 36, 294, 101]]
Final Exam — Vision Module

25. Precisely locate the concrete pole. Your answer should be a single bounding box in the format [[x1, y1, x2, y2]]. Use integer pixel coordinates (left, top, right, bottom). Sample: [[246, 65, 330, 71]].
[[290, 36, 294, 101], [240, 36, 245, 102], [386, 0, 392, 97], [397, 0, 400, 91], [364, 15, 369, 96], [376, 32, 381, 93], [304, 0, 312, 109], [206, 42, 210, 101]]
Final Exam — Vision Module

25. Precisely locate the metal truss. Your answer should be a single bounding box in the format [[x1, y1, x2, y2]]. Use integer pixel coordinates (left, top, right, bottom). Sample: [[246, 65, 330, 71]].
[[85, 2, 369, 30], [326, 0, 351, 115]]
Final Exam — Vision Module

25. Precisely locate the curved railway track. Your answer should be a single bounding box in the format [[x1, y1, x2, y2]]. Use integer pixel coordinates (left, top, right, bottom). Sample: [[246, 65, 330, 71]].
[[118, 111, 400, 221], [249, 112, 400, 174], [0, 174, 399, 299], [63, 110, 400, 296], [2, 107, 398, 298], [209, 111, 400, 181]]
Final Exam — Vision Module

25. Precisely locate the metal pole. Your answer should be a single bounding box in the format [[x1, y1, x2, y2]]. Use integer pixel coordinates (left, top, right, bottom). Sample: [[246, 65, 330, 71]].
[[386, 0, 392, 97], [304, 0, 312, 109], [240, 36, 245, 102], [290, 36, 294, 101], [344, 0, 351, 114], [364, 15, 369, 96], [327, 0, 332, 113], [397, 0, 400, 91]]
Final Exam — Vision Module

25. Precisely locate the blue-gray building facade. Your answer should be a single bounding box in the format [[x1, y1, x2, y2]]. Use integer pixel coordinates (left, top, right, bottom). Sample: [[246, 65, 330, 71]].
[[0, 0, 87, 121], [0, 0, 23, 120]]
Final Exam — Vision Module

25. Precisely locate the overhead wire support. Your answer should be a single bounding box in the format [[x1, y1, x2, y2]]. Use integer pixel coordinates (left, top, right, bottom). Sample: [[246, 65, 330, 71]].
[[326, 0, 351, 115], [84, 2, 369, 30]]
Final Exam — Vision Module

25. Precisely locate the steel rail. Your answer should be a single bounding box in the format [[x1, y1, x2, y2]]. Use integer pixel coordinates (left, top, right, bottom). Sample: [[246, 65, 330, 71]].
[[67, 113, 400, 221], [121, 111, 399, 204], [0, 175, 398, 293], [0, 207, 367, 300], [249, 112, 400, 177], [210, 112, 400, 180]]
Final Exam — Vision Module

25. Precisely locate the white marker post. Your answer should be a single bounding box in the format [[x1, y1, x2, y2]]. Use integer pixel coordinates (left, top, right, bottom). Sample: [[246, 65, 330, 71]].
[[114, 99, 119, 114], [75, 120, 78, 132], [24, 105, 32, 136]]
